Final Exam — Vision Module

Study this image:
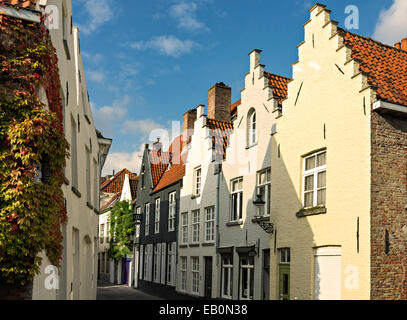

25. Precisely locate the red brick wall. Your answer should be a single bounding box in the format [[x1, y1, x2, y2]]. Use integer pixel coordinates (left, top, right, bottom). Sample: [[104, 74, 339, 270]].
[[371, 111, 407, 300], [208, 83, 231, 123]]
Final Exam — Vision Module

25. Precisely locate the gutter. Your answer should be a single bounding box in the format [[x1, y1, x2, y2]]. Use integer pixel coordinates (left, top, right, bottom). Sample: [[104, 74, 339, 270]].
[[215, 163, 221, 267], [372, 100, 407, 116]]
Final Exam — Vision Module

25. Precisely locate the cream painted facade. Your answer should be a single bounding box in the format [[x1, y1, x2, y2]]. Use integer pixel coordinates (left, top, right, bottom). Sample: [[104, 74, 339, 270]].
[[176, 106, 220, 298], [31, 0, 111, 300], [269, 4, 374, 300], [218, 50, 277, 300]]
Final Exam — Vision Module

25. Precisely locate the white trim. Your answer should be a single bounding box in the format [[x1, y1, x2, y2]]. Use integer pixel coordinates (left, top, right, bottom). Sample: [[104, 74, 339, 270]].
[[373, 100, 407, 114], [302, 151, 326, 208]]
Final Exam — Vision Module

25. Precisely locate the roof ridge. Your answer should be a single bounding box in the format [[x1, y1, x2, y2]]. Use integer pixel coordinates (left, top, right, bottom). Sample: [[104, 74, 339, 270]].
[[337, 27, 407, 55]]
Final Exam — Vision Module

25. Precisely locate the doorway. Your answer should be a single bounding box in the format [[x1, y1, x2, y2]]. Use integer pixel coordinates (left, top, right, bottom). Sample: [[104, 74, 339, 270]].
[[204, 257, 213, 298]]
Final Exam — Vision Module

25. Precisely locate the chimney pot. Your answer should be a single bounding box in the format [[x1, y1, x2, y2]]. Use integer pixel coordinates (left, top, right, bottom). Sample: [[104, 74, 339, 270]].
[[208, 83, 231, 123], [153, 138, 162, 152], [182, 109, 197, 145], [402, 38, 407, 51]]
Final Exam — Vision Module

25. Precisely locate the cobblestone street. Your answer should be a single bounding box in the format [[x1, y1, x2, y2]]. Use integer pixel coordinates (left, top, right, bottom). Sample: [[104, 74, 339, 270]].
[[97, 280, 162, 300]]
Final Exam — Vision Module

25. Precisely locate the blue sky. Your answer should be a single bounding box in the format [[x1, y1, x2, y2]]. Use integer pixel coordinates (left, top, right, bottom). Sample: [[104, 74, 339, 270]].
[[72, 0, 407, 176]]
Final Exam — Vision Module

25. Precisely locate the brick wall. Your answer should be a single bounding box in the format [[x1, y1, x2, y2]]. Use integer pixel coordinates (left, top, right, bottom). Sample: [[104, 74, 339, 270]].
[[371, 111, 407, 300]]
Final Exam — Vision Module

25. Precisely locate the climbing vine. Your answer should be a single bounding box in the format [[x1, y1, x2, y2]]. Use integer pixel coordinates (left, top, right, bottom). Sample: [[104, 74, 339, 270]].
[[0, 14, 69, 286], [108, 200, 135, 260]]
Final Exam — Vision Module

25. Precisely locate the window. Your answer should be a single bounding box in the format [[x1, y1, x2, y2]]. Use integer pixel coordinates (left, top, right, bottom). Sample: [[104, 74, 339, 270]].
[[154, 198, 160, 234], [180, 257, 188, 291], [240, 257, 254, 300], [303, 151, 326, 208], [191, 257, 200, 294], [86, 147, 91, 204], [167, 242, 176, 286], [145, 203, 150, 236], [136, 207, 141, 238], [168, 192, 176, 232], [248, 109, 257, 147], [231, 178, 243, 221], [106, 223, 110, 242], [192, 210, 200, 244], [160, 243, 166, 285], [257, 168, 271, 216], [153, 244, 161, 283], [181, 212, 188, 244], [204, 207, 215, 243], [193, 167, 201, 196], [99, 224, 104, 244], [71, 116, 78, 189], [222, 256, 233, 299], [144, 244, 153, 281], [93, 159, 98, 210], [280, 248, 291, 264], [139, 245, 144, 280]]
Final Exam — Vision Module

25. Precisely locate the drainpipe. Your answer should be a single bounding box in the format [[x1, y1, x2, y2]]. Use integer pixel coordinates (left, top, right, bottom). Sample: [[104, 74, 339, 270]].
[[216, 163, 221, 267]]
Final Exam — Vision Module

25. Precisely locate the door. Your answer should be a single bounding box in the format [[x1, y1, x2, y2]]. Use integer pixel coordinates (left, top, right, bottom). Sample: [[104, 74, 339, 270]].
[[204, 257, 213, 298], [279, 264, 290, 300], [262, 250, 270, 300], [314, 247, 342, 300], [278, 248, 290, 300]]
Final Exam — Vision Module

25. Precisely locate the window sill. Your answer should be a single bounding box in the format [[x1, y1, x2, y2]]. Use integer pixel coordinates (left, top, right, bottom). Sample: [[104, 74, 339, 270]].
[[179, 244, 188, 248], [226, 220, 243, 227], [94, 208, 100, 215], [191, 194, 201, 199], [202, 242, 215, 247], [63, 39, 70, 60], [296, 206, 327, 218], [72, 186, 81, 198], [86, 202, 94, 210], [84, 114, 91, 125], [64, 176, 70, 186], [189, 243, 200, 248]]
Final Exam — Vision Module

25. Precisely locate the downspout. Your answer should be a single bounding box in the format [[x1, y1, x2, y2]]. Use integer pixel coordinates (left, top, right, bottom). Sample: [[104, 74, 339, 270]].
[[216, 163, 221, 267]]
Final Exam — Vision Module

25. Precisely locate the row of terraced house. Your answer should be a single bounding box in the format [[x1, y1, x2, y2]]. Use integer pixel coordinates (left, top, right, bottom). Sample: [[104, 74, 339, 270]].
[[99, 3, 407, 300]]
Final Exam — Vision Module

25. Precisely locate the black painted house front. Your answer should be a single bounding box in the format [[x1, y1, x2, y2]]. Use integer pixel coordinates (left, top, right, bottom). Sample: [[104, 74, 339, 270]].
[[134, 142, 183, 298]]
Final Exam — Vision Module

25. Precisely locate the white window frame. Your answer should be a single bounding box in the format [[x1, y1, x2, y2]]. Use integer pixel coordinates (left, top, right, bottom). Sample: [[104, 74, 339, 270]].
[[181, 212, 188, 244], [167, 242, 176, 286], [191, 210, 200, 244], [204, 207, 215, 243], [144, 203, 150, 236], [302, 150, 327, 209], [168, 192, 176, 232], [193, 167, 201, 196], [239, 257, 254, 300], [180, 256, 188, 291], [160, 243, 166, 285], [191, 257, 200, 294], [136, 207, 141, 238], [139, 244, 144, 280], [154, 198, 160, 234], [230, 177, 243, 222], [222, 256, 233, 299], [153, 243, 161, 283], [248, 109, 257, 147], [257, 168, 271, 217]]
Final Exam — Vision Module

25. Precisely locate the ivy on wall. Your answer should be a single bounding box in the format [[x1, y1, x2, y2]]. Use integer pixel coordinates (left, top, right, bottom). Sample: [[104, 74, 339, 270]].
[[0, 14, 69, 286]]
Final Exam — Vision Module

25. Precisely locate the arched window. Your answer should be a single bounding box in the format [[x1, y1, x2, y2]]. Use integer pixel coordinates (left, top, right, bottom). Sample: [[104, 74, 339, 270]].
[[247, 109, 257, 147]]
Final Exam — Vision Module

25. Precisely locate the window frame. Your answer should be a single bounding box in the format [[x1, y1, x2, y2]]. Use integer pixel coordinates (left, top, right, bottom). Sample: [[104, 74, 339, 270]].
[[144, 203, 150, 236], [302, 150, 327, 209], [230, 177, 243, 222], [193, 167, 201, 196], [239, 257, 254, 300], [168, 192, 176, 232], [256, 168, 271, 217], [191, 210, 200, 244], [221, 256, 233, 299], [204, 206, 215, 243], [191, 257, 200, 294], [247, 109, 257, 147], [180, 256, 188, 292], [181, 212, 189, 244], [154, 198, 160, 234]]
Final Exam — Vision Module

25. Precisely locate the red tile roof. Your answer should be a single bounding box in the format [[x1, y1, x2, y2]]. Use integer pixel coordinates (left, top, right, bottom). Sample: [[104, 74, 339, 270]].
[[152, 161, 185, 193], [264, 72, 291, 104], [338, 28, 407, 107], [149, 150, 171, 187], [100, 193, 120, 212], [207, 118, 234, 160], [101, 168, 138, 199], [1, 0, 37, 10], [230, 100, 241, 117]]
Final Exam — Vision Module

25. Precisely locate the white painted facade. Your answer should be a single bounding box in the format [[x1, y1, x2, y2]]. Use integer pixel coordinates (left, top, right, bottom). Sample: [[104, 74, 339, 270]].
[[218, 50, 278, 300], [176, 106, 221, 298], [30, 0, 111, 300]]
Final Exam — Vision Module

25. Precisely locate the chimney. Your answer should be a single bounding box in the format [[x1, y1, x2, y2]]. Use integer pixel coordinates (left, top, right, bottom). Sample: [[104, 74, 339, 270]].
[[395, 42, 401, 50], [153, 137, 162, 152], [208, 82, 231, 123], [182, 108, 197, 143], [402, 38, 407, 51]]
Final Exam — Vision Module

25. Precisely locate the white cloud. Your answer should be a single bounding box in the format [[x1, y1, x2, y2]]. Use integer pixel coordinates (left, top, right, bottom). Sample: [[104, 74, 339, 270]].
[[373, 0, 407, 45], [102, 150, 143, 176], [91, 96, 130, 136], [131, 35, 199, 57], [88, 70, 106, 83], [79, 0, 114, 35], [169, 2, 209, 32]]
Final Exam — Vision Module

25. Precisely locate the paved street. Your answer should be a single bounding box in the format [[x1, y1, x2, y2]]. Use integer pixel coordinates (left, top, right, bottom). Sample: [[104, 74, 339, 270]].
[[97, 280, 162, 300]]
